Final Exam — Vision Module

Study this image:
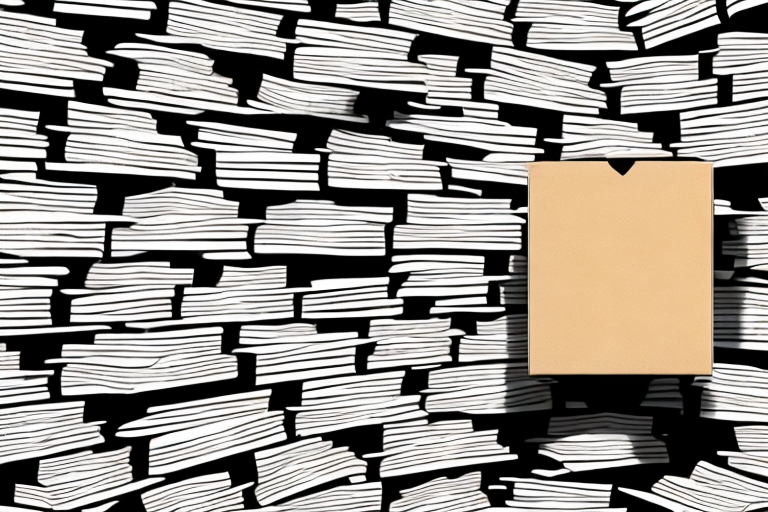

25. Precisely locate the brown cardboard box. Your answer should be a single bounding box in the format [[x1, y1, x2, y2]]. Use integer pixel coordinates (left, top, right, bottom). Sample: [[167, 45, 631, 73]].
[[527, 161, 712, 375]]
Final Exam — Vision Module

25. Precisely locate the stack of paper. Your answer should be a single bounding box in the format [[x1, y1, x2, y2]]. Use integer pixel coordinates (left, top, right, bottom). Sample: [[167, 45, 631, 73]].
[[104, 43, 255, 115], [290, 371, 425, 436], [0, 108, 48, 159], [117, 390, 286, 475], [49, 326, 237, 395], [714, 32, 768, 103], [46, 101, 200, 180], [0, 401, 103, 465], [0, 343, 52, 405], [500, 255, 528, 306], [84, 261, 194, 289], [0, 171, 97, 213], [325, 129, 443, 190], [367, 317, 459, 370], [546, 115, 671, 159], [0, 265, 68, 329], [335, 2, 380, 22], [218, 265, 286, 289], [142, 473, 250, 512], [502, 478, 617, 511], [423, 362, 552, 414], [367, 419, 517, 477], [254, 483, 381, 512], [515, 0, 637, 51], [254, 200, 392, 256], [641, 378, 684, 409], [735, 425, 768, 451], [529, 413, 669, 476], [713, 285, 768, 349], [416, 54, 474, 108], [114, 187, 256, 259], [447, 156, 529, 186], [0, 11, 110, 97], [695, 363, 768, 421], [389, 472, 489, 512], [15, 447, 161, 510], [253, 438, 367, 505], [54, 0, 157, 19], [139, 0, 291, 59], [293, 19, 429, 93], [727, 0, 768, 16], [393, 194, 525, 251], [389, 0, 512, 45], [625, 0, 719, 49], [673, 99, 768, 167], [478, 48, 607, 114], [459, 315, 527, 363], [301, 277, 402, 319]]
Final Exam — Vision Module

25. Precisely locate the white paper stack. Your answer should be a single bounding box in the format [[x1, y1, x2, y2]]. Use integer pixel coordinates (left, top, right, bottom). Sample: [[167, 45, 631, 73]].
[[0, 265, 68, 329], [61, 282, 174, 324], [0, 343, 52, 405], [293, 19, 429, 93], [289, 371, 425, 436], [735, 425, 768, 451], [301, 277, 403, 319], [15, 447, 161, 511], [673, 99, 768, 167], [423, 362, 551, 415], [256, 483, 381, 512], [727, 0, 768, 16], [502, 478, 619, 512], [335, 2, 380, 22], [142, 472, 251, 512], [114, 187, 256, 259], [254, 200, 392, 257], [366, 317, 460, 370], [515, 0, 637, 51], [529, 413, 669, 476], [478, 48, 606, 115], [500, 255, 527, 305], [54, 0, 157, 19], [546, 115, 671, 159], [367, 419, 517, 477], [394, 194, 525, 252], [253, 438, 367, 505], [325, 129, 443, 190], [190, 120, 319, 191], [0, 11, 111, 97], [104, 43, 256, 115], [48, 326, 237, 395], [459, 314, 527, 363], [231, 0, 309, 11], [84, 261, 194, 289], [390, 472, 489, 512], [620, 461, 768, 512], [236, 328, 367, 385], [138, 0, 291, 59], [713, 285, 768, 349], [0, 108, 48, 160], [713, 32, 768, 103], [641, 378, 683, 409], [117, 390, 286, 475], [626, 0, 719, 49], [46, 101, 200, 180], [416, 54, 474, 109], [390, 254, 507, 315], [249, 74, 367, 123], [0, 401, 103, 465], [218, 265, 286, 289], [695, 363, 768, 421], [0, 171, 97, 214], [389, 0, 513, 46], [718, 426, 768, 479]]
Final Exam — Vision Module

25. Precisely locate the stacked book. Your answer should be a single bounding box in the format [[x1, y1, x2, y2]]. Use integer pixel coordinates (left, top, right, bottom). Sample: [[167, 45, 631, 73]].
[[142, 473, 251, 512], [367, 419, 518, 477], [191, 120, 320, 191], [14, 447, 161, 510], [48, 326, 238, 395], [514, 0, 637, 51], [0, 170, 97, 213], [500, 255, 528, 306], [528, 413, 669, 476], [459, 314, 527, 363], [641, 378, 684, 409], [366, 317, 459, 370], [293, 19, 429, 93], [0, 343, 53, 405], [117, 390, 286, 475], [478, 48, 607, 115], [139, 0, 292, 60], [393, 194, 525, 252], [695, 363, 768, 421], [713, 285, 768, 350], [104, 43, 255, 115], [501, 478, 618, 511], [713, 32, 768, 103], [388, 0, 513, 46], [390, 254, 507, 315], [546, 115, 671, 159], [54, 0, 157, 19], [0, 10, 110, 97], [256, 483, 381, 512], [253, 438, 367, 505], [0, 401, 103, 465], [625, 0, 719, 49], [335, 2, 380, 23], [114, 187, 255, 259], [325, 129, 443, 191], [0, 265, 67, 329], [46, 101, 200, 180], [423, 362, 552, 414], [236, 324, 366, 385], [254, 200, 392, 257], [389, 472, 490, 512], [301, 277, 403, 319], [289, 371, 425, 436], [84, 261, 194, 289], [0, 108, 48, 159]]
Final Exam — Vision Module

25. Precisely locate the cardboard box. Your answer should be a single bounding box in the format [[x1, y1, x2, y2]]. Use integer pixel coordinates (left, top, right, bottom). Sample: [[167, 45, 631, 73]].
[[527, 161, 712, 375]]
